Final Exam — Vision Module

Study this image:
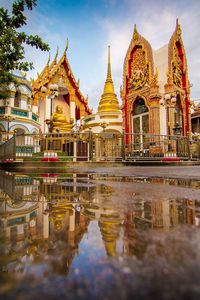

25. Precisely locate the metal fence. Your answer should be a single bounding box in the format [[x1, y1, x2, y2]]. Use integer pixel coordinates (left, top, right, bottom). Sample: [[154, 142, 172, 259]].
[[124, 133, 192, 160], [0, 131, 199, 162]]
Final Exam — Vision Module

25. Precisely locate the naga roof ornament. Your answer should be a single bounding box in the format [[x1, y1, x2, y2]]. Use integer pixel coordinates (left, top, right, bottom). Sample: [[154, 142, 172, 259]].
[[64, 38, 68, 55]]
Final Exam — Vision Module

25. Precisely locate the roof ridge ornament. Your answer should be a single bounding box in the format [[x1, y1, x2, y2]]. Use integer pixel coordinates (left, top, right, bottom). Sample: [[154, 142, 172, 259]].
[[133, 24, 139, 41], [54, 46, 59, 63], [47, 53, 51, 65], [64, 38, 68, 55], [176, 18, 182, 37]]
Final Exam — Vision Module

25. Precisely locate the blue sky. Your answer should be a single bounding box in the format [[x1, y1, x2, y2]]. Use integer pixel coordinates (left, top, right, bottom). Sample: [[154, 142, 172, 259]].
[[1, 0, 200, 111]]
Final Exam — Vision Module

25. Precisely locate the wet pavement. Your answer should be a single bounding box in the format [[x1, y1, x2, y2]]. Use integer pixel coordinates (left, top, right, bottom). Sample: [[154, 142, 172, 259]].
[[70, 165, 200, 180], [0, 169, 200, 299]]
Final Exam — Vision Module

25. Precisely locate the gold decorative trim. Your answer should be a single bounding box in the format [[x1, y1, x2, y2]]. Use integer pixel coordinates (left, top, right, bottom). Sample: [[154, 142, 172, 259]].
[[100, 115, 119, 119]]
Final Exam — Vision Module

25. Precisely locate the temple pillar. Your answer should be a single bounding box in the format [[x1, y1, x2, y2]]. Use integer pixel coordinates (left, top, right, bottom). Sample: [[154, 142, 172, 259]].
[[73, 140, 77, 162], [73, 174, 77, 192], [149, 98, 161, 135], [169, 106, 175, 136], [95, 135, 101, 161], [45, 96, 51, 119], [70, 98, 76, 123]]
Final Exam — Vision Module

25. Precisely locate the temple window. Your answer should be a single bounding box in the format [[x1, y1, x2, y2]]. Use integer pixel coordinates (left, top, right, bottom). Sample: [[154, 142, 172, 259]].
[[132, 98, 149, 116], [132, 98, 149, 149]]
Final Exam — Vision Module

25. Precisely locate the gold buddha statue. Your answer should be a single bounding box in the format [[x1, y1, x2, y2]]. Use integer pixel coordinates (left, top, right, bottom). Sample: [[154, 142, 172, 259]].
[[51, 105, 74, 132]]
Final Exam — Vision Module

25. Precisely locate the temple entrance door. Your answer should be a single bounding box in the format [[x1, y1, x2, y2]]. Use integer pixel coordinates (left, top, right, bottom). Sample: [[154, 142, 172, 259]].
[[132, 98, 149, 152], [101, 133, 121, 160], [133, 112, 149, 151]]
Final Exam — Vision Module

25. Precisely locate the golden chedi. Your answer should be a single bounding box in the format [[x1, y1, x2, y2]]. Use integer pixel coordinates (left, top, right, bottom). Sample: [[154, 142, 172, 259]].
[[97, 46, 120, 113], [51, 105, 74, 133]]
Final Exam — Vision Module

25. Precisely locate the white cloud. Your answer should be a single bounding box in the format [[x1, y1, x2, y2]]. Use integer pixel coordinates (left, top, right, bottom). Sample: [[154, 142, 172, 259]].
[[97, 0, 200, 103]]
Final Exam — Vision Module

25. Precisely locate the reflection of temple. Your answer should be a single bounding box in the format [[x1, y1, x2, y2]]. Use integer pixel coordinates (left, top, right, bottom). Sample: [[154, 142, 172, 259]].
[[1, 171, 199, 272], [0, 172, 90, 273], [123, 198, 197, 256], [31, 44, 91, 133], [0, 172, 40, 270], [121, 20, 191, 142], [40, 174, 92, 237]]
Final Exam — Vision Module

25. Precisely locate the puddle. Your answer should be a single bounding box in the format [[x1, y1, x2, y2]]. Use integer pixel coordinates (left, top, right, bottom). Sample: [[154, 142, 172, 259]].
[[0, 170, 200, 299]]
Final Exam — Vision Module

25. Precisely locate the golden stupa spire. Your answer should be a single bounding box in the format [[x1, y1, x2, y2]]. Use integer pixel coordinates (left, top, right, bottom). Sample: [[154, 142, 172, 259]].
[[107, 45, 111, 80], [97, 46, 120, 113]]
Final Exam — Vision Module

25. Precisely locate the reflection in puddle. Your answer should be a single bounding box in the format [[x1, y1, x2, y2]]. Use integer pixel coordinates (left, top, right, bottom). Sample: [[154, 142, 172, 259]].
[[0, 170, 200, 299]]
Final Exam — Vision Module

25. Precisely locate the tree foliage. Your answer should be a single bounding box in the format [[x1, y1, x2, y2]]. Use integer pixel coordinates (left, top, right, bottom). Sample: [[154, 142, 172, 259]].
[[0, 0, 50, 89]]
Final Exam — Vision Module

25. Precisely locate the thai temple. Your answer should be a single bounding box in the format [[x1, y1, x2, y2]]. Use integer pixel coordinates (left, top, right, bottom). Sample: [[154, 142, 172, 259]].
[[121, 19, 191, 143], [31, 42, 91, 134], [0, 19, 199, 160]]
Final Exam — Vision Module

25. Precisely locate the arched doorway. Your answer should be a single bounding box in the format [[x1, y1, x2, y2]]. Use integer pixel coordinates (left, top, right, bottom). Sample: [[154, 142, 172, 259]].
[[132, 98, 149, 150], [11, 127, 26, 146], [100, 130, 121, 159]]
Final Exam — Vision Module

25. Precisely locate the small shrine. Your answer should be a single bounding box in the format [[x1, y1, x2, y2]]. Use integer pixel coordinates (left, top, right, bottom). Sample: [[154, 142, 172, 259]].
[[81, 46, 122, 160], [31, 41, 91, 134]]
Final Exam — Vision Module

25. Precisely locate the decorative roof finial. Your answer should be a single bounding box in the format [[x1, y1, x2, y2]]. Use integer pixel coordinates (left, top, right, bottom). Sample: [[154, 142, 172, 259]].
[[133, 24, 139, 40], [150, 67, 158, 87], [54, 46, 59, 62], [47, 52, 51, 65], [176, 18, 182, 36], [64, 38, 68, 55]]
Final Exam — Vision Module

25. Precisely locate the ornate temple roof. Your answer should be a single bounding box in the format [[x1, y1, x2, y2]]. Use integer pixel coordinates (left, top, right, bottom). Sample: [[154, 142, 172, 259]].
[[97, 46, 120, 113], [31, 41, 91, 114]]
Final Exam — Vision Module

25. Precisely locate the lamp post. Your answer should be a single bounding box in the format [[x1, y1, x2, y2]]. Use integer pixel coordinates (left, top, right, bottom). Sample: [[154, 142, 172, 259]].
[[160, 94, 177, 151], [173, 122, 182, 157]]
